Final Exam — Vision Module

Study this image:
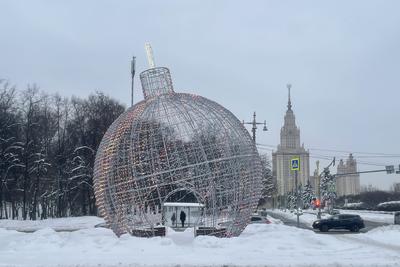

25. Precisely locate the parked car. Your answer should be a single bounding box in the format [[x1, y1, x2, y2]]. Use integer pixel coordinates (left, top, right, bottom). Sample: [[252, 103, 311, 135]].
[[330, 209, 340, 215], [258, 210, 268, 217], [312, 214, 365, 232], [250, 215, 271, 224]]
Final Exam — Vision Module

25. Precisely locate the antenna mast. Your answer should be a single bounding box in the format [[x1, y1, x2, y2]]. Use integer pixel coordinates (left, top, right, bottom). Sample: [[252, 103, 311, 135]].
[[131, 56, 136, 107], [145, 43, 156, 68]]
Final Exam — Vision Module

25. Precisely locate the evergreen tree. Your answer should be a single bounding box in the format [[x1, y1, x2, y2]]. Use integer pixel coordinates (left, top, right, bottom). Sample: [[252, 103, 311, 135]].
[[302, 180, 314, 209], [258, 154, 275, 206], [320, 167, 337, 212], [286, 191, 296, 210]]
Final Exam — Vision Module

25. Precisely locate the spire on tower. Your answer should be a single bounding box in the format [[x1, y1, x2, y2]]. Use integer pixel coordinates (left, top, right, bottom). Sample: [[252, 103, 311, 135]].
[[145, 43, 156, 68], [287, 84, 292, 110]]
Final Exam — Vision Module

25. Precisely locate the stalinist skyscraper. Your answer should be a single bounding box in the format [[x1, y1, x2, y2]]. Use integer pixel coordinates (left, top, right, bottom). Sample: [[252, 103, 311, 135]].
[[272, 85, 310, 196], [336, 154, 360, 196]]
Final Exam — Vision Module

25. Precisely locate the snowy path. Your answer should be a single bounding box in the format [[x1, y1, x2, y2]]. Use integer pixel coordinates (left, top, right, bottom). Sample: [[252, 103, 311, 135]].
[[267, 209, 320, 228], [1, 217, 400, 267], [266, 210, 312, 229], [0, 216, 105, 232]]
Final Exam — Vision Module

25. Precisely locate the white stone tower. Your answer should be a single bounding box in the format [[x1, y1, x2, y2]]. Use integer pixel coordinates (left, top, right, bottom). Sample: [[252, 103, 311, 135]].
[[272, 85, 310, 196], [336, 154, 361, 196]]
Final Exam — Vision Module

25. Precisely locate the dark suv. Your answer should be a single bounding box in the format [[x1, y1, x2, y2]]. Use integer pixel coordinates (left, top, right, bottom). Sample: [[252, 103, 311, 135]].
[[312, 214, 365, 232]]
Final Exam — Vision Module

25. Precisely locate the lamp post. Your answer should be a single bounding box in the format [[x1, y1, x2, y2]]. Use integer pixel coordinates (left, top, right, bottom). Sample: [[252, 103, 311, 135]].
[[243, 112, 267, 143], [316, 161, 322, 219], [290, 157, 300, 227], [131, 56, 136, 107], [295, 169, 300, 227]]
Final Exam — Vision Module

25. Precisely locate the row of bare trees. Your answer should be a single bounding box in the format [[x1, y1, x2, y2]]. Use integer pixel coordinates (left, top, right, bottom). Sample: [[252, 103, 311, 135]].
[[0, 80, 125, 220]]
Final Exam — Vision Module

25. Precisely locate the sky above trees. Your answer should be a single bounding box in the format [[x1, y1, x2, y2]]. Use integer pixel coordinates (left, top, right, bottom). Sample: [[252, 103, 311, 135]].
[[1, 0, 399, 189]]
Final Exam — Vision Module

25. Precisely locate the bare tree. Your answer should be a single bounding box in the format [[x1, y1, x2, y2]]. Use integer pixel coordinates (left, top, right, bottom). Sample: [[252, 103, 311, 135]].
[[0, 80, 23, 219], [52, 95, 71, 217], [258, 154, 276, 206], [0, 80, 125, 219]]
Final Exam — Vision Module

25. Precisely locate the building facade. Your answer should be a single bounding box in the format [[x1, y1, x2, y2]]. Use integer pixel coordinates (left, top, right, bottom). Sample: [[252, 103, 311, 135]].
[[309, 161, 320, 191], [393, 183, 400, 192], [272, 87, 310, 196], [336, 154, 360, 196]]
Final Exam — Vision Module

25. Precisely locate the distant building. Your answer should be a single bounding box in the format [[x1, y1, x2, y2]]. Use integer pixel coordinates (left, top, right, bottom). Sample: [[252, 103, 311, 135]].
[[309, 161, 320, 191], [392, 183, 400, 193], [336, 154, 360, 196], [360, 184, 379, 192], [272, 87, 310, 196]]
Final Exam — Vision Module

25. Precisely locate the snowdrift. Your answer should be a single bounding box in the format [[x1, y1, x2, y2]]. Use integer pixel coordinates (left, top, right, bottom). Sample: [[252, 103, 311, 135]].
[[0, 217, 399, 267]]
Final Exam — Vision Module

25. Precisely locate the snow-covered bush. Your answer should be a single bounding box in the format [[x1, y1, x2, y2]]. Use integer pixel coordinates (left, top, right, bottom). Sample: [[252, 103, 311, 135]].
[[342, 202, 367, 210], [376, 201, 400, 211]]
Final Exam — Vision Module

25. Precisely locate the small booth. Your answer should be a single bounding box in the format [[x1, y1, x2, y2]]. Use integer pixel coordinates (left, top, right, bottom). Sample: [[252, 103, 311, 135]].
[[395, 212, 400, 225], [163, 202, 204, 228]]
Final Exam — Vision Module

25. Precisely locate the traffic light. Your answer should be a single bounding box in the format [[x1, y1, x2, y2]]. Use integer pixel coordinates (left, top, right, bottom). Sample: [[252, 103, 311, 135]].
[[386, 165, 395, 174]]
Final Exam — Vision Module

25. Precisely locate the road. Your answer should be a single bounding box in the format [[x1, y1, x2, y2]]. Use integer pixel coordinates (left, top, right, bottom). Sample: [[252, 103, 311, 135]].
[[268, 211, 311, 230], [268, 211, 389, 234]]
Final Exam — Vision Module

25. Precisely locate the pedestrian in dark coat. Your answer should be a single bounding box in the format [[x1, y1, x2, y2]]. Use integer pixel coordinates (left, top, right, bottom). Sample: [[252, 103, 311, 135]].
[[171, 213, 176, 227], [180, 210, 186, 227]]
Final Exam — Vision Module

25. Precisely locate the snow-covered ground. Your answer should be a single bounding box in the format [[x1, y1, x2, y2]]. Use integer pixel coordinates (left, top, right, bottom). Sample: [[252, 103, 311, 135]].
[[267, 209, 328, 227], [0, 216, 400, 267], [0, 216, 105, 231]]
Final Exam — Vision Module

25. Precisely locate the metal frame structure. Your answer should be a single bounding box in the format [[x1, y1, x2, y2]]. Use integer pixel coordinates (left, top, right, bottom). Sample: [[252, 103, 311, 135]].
[[94, 66, 262, 237]]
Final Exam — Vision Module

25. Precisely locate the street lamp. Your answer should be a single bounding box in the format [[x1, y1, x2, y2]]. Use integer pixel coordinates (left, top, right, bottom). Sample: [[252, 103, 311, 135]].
[[242, 112, 268, 143]]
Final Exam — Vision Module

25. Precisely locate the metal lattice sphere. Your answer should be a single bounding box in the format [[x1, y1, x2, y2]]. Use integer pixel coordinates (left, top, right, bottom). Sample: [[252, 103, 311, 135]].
[[94, 66, 262, 237]]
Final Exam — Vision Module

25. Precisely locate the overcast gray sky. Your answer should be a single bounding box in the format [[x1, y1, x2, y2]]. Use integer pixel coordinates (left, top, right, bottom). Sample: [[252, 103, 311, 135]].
[[1, 0, 399, 190]]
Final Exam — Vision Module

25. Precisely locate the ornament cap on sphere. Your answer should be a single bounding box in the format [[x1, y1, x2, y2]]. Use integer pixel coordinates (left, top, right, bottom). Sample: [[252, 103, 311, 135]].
[[140, 67, 174, 99]]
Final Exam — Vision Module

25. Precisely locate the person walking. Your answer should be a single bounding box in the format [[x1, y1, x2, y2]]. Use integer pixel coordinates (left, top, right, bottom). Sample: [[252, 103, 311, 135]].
[[171, 213, 176, 227], [180, 210, 186, 228]]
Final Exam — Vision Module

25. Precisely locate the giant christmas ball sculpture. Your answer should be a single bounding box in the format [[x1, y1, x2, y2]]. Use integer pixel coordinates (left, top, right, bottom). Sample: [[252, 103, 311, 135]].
[[94, 65, 262, 237]]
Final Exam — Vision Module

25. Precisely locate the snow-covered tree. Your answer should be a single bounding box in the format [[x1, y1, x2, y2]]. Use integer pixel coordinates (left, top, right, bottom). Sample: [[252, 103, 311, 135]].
[[0, 79, 125, 219], [286, 191, 296, 210], [66, 146, 95, 216], [258, 154, 276, 206], [0, 80, 24, 219], [302, 180, 315, 209], [320, 167, 337, 212], [29, 151, 51, 220], [0, 139, 24, 219]]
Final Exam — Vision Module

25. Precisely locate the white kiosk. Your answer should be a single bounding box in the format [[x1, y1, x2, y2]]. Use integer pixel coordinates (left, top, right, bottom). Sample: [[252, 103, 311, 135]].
[[163, 202, 204, 228]]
